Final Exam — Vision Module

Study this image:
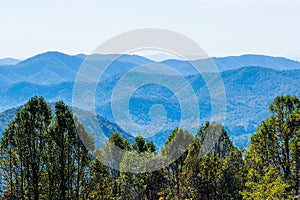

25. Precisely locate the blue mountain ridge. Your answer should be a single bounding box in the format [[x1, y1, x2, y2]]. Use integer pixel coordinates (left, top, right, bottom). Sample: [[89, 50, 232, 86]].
[[0, 51, 300, 148], [0, 58, 21, 66]]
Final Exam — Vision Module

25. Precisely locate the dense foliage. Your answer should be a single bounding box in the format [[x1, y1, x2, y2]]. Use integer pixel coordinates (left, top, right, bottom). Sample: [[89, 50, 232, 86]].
[[0, 95, 300, 199]]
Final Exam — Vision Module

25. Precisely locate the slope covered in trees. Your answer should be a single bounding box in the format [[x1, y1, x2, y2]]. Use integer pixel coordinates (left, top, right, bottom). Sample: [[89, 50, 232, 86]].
[[1, 66, 300, 149], [0, 105, 133, 149], [1, 52, 300, 149], [0, 95, 300, 199]]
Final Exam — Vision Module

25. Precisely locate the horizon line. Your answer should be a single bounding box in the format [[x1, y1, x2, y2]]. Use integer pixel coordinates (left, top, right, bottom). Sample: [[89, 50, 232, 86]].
[[1, 51, 300, 63]]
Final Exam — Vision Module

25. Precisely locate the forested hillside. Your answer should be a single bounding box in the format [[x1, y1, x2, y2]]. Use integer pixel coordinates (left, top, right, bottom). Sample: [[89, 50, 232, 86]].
[[0, 95, 299, 199], [1, 66, 300, 149], [1, 52, 300, 149]]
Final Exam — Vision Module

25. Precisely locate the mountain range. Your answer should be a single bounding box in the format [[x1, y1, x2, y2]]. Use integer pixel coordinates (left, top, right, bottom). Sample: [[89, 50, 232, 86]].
[[0, 58, 21, 66], [1, 52, 300, 87], [1, 51, 300, 148]]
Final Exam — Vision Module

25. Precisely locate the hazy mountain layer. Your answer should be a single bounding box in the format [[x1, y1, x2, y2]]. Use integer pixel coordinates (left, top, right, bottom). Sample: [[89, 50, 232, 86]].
[[1, 52, 300, 148]]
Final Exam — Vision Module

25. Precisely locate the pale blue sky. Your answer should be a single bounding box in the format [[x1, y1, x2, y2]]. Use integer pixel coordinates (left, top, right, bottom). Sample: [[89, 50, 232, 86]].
[[1, 0, 300, 60]]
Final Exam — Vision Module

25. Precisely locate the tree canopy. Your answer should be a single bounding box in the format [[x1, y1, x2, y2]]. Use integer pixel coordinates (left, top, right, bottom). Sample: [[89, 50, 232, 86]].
[[0, 95, 300, 199]]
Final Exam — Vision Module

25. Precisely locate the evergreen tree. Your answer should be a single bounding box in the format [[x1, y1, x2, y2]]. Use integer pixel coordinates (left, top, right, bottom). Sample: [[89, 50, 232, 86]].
[[87, 149, 114, 199], [0, 97, 52, 200], [182, 122, 244, 200], [244, 95, 300, 198], [1, 95, 300, 199], [117, 135, 157, 199], [160, 128, 193, 199], [50, 101, 93, 200]]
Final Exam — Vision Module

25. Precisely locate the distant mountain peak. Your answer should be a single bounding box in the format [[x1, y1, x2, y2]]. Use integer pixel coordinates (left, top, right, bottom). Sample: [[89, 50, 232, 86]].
[[0, 58, 21, 66], [18, 51, 74, 65], [1, 51, 300, 86]]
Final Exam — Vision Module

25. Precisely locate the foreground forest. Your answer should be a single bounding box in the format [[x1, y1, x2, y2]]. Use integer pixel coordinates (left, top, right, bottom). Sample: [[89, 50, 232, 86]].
[[0, 95, 300, 199]]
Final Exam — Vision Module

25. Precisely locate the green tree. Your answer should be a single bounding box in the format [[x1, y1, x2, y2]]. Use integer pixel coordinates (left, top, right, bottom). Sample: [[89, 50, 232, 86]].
[[160, 128, 193, 199], [87, 149, 114, 199], [0, 97, 52, 200], [182, 122, 244, 200], [104, 132, 132, 197], [269, 95, 300, 181], [244, 95, 300, 198], [241, 166, 292, 200], [0, 121, 19, 199], [117, 135, 157, 199], [50, 101, 93, 200]]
